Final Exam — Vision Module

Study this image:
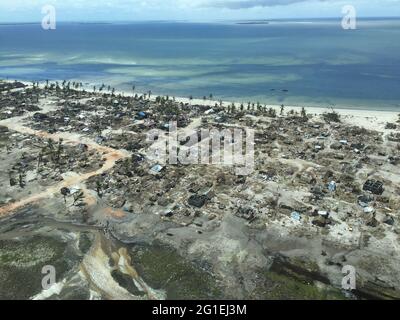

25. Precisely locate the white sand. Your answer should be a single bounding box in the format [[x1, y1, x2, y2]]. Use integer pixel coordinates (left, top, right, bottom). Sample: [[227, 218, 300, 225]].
[[11, 80, 400, 133]]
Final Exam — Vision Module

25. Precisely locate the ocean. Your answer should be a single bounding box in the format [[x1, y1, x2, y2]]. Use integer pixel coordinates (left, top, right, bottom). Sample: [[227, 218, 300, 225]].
[[1, 19, 400, 110]]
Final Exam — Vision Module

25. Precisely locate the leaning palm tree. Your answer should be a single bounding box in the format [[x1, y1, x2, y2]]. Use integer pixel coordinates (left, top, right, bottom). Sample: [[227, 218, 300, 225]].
[[73, 191, 85, 206]]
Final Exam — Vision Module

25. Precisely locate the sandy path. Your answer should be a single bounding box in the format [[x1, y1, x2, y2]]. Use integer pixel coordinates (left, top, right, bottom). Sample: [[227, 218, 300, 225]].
[[0, 103, 130, 218]]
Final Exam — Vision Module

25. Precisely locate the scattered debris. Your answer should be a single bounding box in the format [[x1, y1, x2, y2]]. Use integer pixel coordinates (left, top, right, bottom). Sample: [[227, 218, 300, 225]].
[[363, 180, 384, 195]]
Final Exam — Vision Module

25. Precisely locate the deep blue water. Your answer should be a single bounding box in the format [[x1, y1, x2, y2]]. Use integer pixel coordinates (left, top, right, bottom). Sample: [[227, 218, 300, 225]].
[[1, 20, 400, 110]]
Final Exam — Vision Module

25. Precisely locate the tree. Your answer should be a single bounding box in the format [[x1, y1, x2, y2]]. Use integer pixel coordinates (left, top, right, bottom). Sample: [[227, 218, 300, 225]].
[[323, 110, 341, 123], [37, 152, 43, 170], [18, 170, 26, 188], [46, 138, 54, 152], [8, 170, 17, 187], [268, 108, 277, 118], [60, 187, 70, 203], [73, 191, 85, 206], [56, 138, 63, 163], [301, 107, 307, 119], [96, 180, 103, 198]]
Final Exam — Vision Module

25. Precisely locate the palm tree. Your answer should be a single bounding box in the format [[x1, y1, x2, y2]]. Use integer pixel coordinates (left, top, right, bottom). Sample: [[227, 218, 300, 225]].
[[18, 170, 26, 188], [47, 138, 54, 151], [96, 180, 103, 198], [301, 107, 307, 119], [73, 190, 85, 206], [60, 187, 70, 203], [8, 170, 16, 187], [37, 152, 43, 170], [56, 138, 63, 163]]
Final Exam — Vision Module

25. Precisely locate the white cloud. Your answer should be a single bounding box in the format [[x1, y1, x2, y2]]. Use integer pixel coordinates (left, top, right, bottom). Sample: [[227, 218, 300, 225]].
[[0, 0, 399, 22]]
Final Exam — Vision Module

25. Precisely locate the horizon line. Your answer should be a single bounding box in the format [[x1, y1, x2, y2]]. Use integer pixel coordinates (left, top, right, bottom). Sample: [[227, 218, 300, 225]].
[[1, 16, 400, 25]]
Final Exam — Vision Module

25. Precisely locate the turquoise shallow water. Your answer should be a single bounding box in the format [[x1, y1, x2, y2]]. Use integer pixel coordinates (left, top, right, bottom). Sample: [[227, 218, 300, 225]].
[[0, 19, 400, 110]]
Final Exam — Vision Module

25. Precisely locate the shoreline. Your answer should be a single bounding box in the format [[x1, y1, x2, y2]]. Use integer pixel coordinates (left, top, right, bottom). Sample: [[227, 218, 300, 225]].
[[3, 78, 399, 133]]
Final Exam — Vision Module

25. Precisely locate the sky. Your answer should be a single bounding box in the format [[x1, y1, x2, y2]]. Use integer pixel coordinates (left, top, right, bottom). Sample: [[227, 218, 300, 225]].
[[0, 0, 399, 22]]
